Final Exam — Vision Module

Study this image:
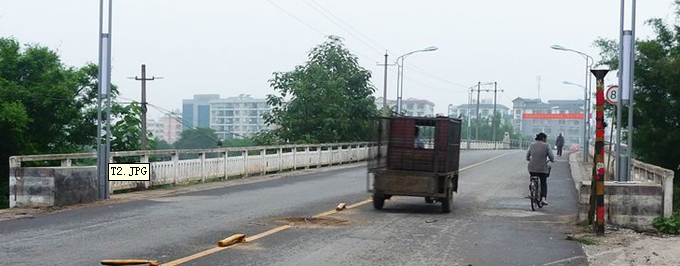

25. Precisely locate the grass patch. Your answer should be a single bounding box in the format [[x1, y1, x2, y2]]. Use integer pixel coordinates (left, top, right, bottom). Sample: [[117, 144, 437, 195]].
[[566, 235, 598, 245], [149, 184, 174, 190], [227, 175, 244, 180], [113, 188, 134, 194]]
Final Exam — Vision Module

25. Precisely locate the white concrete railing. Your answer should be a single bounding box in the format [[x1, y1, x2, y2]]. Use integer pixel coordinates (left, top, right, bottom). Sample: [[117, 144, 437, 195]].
[[588, 143, 675, 217], [9, 143, 373, 192]]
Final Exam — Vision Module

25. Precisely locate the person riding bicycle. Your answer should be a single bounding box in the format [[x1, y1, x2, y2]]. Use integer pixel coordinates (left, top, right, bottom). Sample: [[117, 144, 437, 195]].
[[526, 132, 555, 205]]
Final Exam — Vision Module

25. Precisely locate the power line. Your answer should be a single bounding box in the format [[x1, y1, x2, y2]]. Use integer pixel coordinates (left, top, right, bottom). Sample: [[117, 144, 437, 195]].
[[308, 0, 388, 52], [301, 0, 383, 54], [264, 0, 326, 37]]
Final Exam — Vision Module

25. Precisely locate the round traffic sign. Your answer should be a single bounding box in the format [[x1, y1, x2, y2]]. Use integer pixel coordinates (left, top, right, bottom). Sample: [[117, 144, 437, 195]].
[[606, 85, 619, 104]]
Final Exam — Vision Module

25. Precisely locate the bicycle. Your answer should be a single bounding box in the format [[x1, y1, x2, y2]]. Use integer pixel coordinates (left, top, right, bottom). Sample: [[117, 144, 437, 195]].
[[529, 165, 551, 211], [529, 175, 543, 211]]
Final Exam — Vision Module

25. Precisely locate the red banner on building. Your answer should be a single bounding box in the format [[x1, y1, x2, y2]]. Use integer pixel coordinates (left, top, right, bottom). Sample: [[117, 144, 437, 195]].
[[522, 113, 584, 120]]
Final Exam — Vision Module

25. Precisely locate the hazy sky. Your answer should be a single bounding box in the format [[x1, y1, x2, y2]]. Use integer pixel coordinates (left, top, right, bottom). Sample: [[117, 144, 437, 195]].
[[1, 0, 676, 118]]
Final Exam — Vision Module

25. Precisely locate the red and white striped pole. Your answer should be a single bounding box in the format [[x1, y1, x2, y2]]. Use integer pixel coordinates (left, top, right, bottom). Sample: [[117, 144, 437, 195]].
[[591, 69, 609, 236]]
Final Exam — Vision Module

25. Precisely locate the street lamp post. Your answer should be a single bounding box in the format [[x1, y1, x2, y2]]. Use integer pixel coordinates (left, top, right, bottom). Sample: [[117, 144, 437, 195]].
[[395, 46, 438, 114], [551, 45, 594, 162], [97, 0, 113, 200], [562, 81, 587, 147]]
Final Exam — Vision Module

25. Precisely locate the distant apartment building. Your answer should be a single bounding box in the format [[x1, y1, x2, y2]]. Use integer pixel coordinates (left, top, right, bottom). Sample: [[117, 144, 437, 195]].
[[161, 113, 183, 143], [182, 94, 220, 130], [209, 95, 270, 140], [448, 99, 510, 124], [375, 97, 435, 117], [512, 98, 584, 145], [147, 119, 165, 141]]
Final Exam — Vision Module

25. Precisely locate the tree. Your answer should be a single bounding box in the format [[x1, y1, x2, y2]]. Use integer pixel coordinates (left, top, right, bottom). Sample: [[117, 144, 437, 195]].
[[109, 102, 156, 152], [594, 3, 680, 208], [174, 127, 220, 149], [263, 36, 379, 144]]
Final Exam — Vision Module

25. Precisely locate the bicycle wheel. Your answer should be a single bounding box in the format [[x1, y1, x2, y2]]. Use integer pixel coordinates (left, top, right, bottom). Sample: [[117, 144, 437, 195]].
[[529, 180, 537, 211]]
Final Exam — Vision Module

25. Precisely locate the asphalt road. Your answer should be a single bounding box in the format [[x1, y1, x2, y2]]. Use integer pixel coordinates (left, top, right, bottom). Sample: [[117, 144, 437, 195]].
[[0, 150, 586, 266]]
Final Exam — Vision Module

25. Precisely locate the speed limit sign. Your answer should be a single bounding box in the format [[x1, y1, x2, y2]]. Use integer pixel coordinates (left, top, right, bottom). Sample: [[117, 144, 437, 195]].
[[606, 85, 619, 104]]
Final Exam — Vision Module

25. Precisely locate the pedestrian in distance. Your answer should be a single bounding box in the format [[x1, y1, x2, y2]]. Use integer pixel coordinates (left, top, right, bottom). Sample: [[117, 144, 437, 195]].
[[556, 133, 565, 156]]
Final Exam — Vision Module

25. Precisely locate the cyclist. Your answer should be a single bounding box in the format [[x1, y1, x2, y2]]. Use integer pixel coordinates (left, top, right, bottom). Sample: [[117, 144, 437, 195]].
[[526, 132, 555, 205]]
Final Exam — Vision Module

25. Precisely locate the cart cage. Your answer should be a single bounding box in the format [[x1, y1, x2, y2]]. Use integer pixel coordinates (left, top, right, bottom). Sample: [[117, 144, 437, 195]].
[[368, 116, 462, 174]]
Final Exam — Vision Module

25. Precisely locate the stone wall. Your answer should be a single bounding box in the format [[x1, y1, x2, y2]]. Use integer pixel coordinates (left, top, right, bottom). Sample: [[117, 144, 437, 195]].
[[577, 181, 663, 231], [9, 167, 98, 208]]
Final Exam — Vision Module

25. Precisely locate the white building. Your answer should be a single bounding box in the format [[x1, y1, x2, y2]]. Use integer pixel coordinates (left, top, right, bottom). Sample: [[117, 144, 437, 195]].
[[209, 95, 270, 140], [448, 99, 510, 124], [161, 112, 183, 143], [375, 97, 435, 117], [147, 119, 165, 141]]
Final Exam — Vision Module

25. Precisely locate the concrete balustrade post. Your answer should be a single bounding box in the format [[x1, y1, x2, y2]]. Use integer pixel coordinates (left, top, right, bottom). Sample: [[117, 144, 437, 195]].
[[61, 159, 72, 167], [223, 151, 229, 180], [293, 146, 298, 170], [278, 148, 283, 172], [261, 149, 267, 175], [243, 150, 248, 177], [172, 152, 179, 185], [200, 152, 206, 183]]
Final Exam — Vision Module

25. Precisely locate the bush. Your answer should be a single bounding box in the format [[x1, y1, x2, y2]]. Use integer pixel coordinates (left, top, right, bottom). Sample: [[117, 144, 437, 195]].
[[653, 211, 679, 234]]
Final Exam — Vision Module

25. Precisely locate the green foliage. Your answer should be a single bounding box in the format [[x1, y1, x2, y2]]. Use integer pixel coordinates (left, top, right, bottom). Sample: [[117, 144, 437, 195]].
[[174, 127, 220, 149], [251, 130, 285, 146], [653, 212, 680, 234], [110, 102, 156, 152], [565, 235, 598, 245], [222, 139, 254, 147], [156, 140, 174, 150], [263, 36, 378, 144]]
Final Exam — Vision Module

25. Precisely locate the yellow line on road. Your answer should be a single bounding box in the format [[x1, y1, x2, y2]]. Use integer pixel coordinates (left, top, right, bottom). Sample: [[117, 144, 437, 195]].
[[162, 198, 372, 265], [162, 152, 513, 265]]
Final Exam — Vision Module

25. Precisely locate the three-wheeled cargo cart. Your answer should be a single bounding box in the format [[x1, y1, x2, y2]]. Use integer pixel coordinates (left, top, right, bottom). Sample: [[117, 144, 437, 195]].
[[367, 116, 462, 213]]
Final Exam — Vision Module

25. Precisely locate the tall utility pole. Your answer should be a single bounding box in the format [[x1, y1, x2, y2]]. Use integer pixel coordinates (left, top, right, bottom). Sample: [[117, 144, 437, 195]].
[[130, 64, 160, 150], [96, 0, 113, 200], [377, 52, 396, 116], [470, 82, 495, 141], [491, 82, 504, 149], [626, 0, 637, 181], [617, 0, 637, 182], [476, 82, 481, 140]]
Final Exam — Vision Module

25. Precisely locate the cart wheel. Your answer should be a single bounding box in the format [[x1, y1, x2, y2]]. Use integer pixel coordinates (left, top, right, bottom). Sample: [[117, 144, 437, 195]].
[[441, 189, 453, 213], [373, 193, 385, 210], [425, 197, 434, 203]]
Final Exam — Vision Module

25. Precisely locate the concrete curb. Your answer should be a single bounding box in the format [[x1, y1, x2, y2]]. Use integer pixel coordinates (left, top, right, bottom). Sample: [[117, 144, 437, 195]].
[[568, 151, 589, 193]]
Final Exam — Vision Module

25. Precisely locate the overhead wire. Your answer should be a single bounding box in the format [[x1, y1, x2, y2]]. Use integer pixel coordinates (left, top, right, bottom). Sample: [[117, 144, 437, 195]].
[[301, 0, 383, 54], [307, 0, 388, 52], [284, 0, 471, 90]]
